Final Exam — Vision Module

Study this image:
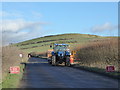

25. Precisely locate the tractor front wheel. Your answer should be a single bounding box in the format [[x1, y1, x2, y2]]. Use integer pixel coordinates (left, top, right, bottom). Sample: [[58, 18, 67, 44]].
[[65, 56, 71, 66]]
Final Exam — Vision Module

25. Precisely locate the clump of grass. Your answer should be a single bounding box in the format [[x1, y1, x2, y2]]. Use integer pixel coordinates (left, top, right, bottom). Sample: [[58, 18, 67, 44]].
[[75, 38, 119, 72]]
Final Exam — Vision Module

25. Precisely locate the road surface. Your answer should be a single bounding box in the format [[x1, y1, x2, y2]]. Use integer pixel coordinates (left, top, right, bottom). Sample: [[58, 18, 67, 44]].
[[19, 57, 119, 88]]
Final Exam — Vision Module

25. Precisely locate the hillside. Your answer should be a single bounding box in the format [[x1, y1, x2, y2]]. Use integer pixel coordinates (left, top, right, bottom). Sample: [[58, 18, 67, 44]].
[[14, 33, 105, 53]]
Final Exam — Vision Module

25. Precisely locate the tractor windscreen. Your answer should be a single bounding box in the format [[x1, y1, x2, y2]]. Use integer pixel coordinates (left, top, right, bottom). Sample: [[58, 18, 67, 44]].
[[54, 45, 68, 51]]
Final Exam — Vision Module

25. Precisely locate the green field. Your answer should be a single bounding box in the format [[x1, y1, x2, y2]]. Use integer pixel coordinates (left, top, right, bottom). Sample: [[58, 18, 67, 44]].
[[14, 33, 106, 53]]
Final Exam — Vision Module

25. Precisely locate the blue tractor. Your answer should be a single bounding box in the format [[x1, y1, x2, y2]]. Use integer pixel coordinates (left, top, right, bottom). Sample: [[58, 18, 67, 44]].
[[48, 44, 71, 66]]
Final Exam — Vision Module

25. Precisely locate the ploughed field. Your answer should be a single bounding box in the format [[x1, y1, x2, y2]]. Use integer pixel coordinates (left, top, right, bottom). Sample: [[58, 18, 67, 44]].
[[19, 57, 118, 88]]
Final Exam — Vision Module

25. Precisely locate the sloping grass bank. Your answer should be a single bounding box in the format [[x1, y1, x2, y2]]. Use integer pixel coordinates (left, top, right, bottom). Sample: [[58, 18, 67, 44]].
[[15, 33, 103, 53]]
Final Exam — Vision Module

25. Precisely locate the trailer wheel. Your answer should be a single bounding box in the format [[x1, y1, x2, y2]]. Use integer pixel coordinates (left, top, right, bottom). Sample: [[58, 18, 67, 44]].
[[65, 56, 71, 66], [52, 56, 56, 66]]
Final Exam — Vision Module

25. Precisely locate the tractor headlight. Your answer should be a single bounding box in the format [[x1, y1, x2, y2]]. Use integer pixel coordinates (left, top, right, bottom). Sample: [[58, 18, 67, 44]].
[[66, 51, 71, 55], [57, 51, 64, 56]]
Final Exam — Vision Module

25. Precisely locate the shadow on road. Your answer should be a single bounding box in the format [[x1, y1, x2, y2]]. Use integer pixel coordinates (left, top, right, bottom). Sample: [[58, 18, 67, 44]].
[[27, 57, 48, 63]]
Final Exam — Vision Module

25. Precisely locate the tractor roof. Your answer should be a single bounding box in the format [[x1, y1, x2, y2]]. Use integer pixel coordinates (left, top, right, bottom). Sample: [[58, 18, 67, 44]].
[[54, 44, 69, 46]]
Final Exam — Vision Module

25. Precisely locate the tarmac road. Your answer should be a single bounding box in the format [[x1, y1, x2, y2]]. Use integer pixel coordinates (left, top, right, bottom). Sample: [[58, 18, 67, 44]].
[[19, 57, 119, 88]]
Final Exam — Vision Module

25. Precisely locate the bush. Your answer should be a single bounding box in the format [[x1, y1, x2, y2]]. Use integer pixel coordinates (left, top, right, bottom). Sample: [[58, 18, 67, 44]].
[[75, 38, 119, 71]]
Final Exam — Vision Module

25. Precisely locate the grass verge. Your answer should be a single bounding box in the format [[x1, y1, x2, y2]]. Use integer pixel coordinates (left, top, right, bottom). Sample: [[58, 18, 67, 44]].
[[73, 65, 120, 79], [1, 64, 25, 88]]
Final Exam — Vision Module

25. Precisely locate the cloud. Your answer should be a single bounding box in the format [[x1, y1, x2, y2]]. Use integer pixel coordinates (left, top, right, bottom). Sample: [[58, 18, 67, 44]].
[[0, 11, 8, 17], [1, 19, 46, 32], [0, 11, 23, 19], [1, 11, 49, 46], [91, 22, 118, 32], [0, 11, 43, 20], [2, 19, 48, 45]]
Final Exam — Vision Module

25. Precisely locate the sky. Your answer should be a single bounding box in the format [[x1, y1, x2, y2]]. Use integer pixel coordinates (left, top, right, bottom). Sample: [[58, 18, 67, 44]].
[[1, 2, 118, 45]]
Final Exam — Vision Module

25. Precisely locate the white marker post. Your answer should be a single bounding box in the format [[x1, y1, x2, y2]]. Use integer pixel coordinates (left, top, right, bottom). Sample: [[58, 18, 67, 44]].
[[19, 53, 23, 62]]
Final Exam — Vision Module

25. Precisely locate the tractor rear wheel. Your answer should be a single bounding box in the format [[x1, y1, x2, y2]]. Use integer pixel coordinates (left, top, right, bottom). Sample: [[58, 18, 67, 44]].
[[51, 56, 56, 66]]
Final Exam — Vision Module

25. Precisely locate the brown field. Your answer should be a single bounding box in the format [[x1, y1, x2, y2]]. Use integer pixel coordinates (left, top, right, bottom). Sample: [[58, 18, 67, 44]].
[[74, 38, 119, 71]]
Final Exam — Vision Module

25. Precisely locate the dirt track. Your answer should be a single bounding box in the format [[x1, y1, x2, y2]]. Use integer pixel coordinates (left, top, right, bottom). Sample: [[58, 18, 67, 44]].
[[19, 57, 118, 88]]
